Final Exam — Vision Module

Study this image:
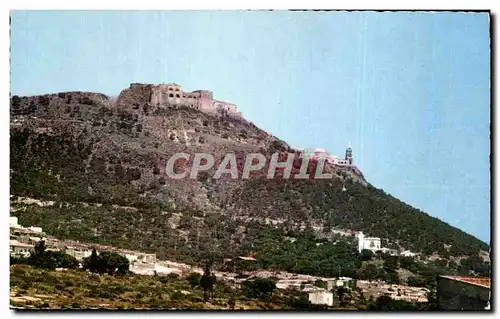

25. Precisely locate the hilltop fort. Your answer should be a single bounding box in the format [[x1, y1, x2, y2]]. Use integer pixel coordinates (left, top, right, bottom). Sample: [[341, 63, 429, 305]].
[[117, 83, 242, 118]]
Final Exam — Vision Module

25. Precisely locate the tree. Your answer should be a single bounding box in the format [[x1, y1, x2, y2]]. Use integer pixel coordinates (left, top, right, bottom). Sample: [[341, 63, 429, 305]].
[[425, 288, 439, 310], [314, 279, 326, 289], [187, 272, 202, 288], [287, 294, 313, 309], [10, 256, 28, 265], [98, 252, 129, 275], [87, 248, 99, 273], [459, 256, 490, 277], [399, 256, 415, 269], [47, 251, 78, 269], [383, 256, 399, 273], [29, 240, 46, 258], [407, 276, 426, 287], [358, 263, 382, 282], [83, 250, 129, 275], [11, 95, 21, 108], [27, 240, 78, 270], [200, 263, 216, 302], [375, 250, 385, 260], [242, 278, 276, 300], [227, 296, 236, 309], [337, 286, 346, 305], [28, 240, 53, 270], [368, 295, 419, 310], [360, 249, 374, 261], [386, 271, 400, 284]]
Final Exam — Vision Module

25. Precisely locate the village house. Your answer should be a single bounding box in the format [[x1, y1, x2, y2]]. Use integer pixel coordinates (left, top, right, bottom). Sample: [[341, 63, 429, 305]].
[[308, 291, 334, 307], [356, 280, 429, 303], [357, 231, 418, 257], [327, 277, 354, 290], [400, 250, 417, 257], [9, 240, 34, 258], [300, 146, 354, 167], [357, 232, 382, 253]]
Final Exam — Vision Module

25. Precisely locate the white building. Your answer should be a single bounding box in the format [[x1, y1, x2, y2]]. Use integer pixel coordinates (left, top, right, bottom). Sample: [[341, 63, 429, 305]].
[[123, 253, 138, 264], [379, 247, 399, 256], [10, 240, 34, 258], [300, 145, 354, 167], [357, 232, 381, 253], [154, 263, 184, 276], [9, 216, 20, 228], [327, 277, 354, 290], [308, 291, 334, 306], [358, 232, 416, 257], [28, 226, 43, 233], [9, 216, 44, 234], [400, 250, 417, 257], [130, 262, 156, 275], [65, 247, 93, 261]]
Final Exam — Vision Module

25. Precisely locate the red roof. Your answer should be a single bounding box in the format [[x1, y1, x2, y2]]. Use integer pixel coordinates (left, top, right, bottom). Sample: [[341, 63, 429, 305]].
[[443, 276, 490, 288], [9, 240, 34, 248]]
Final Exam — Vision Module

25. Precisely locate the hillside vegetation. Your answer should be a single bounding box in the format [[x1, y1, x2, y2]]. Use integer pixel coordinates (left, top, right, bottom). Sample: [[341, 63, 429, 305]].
[[10, 264, 308, 310], [9, 90, 490, 280]]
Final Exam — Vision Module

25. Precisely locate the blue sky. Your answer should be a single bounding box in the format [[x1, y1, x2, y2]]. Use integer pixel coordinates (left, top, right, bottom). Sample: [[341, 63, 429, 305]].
[[10, 11, 491, 243]]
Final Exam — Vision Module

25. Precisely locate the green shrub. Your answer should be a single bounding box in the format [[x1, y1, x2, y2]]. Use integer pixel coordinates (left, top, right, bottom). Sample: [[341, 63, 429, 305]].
[[186, 272, 201, 288], [242, 278, 276, 300], [83, 250, 129, 276], [166, 273, 180, 280], [170, 291, 185, 301]]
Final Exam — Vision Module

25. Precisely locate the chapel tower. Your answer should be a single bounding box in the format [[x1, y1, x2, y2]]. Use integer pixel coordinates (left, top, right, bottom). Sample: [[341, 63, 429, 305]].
[[345, 145, 353, 165]]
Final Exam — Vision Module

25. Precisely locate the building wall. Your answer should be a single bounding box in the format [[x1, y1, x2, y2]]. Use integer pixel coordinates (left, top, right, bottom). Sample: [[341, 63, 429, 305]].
[[65, 248, 93, 261], [400, 250, 417, 257], [213, 100, 238, 113], [436, 276, 490, 310], [130, 263, 156, 275], [300, 148, 352, 167], [308, 292, 334, 306], [28, 226, 43, 233], [196, 90, 215, 112], [358, 233, 382, 252], [147, 84, 240, 117], [10, 245, 34, 257], [150, 84, 183, 106], [336, 159, 350, 166], [10, 217, 19, 228], [138, 254, 157, 264], [363, 238, 381, 251]]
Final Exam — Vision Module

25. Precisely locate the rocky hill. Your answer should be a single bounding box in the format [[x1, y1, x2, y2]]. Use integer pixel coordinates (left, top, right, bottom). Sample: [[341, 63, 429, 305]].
[[10, 85, 490, 279]]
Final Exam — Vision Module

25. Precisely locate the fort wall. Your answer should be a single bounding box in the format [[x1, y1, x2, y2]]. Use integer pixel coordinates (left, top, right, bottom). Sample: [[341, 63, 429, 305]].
[[121, 83, 241, 117]]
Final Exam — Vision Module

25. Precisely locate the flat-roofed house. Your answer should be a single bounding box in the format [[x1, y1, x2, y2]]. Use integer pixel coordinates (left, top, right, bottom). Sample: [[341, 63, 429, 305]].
[[308, 291, 334, 306], [10, 240, 34, 258]]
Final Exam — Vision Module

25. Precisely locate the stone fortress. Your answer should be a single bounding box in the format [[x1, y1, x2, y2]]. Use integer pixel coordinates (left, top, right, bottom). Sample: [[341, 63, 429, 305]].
[[120, 82, 242, 118]]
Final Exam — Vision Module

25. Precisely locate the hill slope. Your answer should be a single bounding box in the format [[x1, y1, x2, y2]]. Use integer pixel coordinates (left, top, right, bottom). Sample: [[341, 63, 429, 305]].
[[9, 85, 489, 277]]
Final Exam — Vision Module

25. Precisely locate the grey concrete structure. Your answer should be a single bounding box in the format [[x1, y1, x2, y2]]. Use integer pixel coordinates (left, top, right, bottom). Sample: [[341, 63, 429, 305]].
[[436, 275, 490, 310]]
